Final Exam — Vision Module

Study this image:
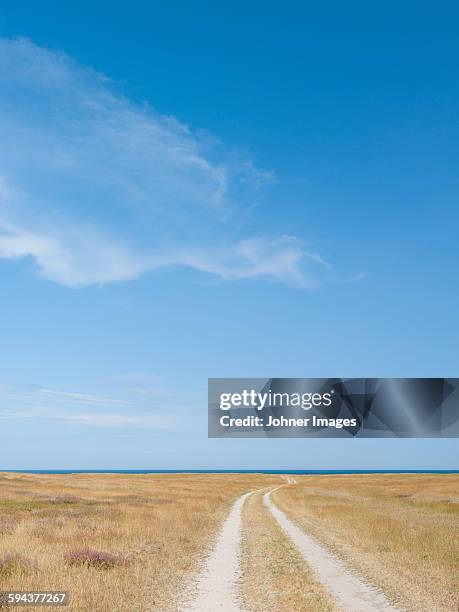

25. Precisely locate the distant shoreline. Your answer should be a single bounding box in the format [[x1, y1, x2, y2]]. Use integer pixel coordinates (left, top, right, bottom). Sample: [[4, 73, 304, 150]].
[[1, 469, 458, 474]]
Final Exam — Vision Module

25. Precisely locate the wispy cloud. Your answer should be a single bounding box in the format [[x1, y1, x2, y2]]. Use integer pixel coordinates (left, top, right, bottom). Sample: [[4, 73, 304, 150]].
[[37, 388, 131, 407], [0, 408, 175, 429], [0, 383, 178, 429], [0, 37, 333, 289], [0, 385, 130, 407]]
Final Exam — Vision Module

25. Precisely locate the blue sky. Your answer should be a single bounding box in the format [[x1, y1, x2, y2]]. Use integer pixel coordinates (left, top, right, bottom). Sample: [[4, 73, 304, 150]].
[[0, 1, 457, 469]]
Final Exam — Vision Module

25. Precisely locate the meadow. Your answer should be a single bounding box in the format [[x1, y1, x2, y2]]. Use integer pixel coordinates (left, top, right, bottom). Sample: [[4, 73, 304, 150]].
[[274, 473, 459, 612], [0, 472, 277, 611], [0, 472, 456, 611]]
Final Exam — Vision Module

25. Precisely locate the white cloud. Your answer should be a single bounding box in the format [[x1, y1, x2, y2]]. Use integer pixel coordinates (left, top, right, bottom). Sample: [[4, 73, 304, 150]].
[[37, 388, 131, 406], [0, 37, 333, 288], [0, 384, 130, 406], [0, 408, 175, 429], [0, 220, 153, 286], [0, 383, 178, 429], [167, 236, 333, 289]]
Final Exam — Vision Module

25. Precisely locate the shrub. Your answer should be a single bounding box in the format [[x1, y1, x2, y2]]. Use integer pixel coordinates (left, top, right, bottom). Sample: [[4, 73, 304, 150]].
[[52, 495, 80, 504], [0, 517, 18, 535], [0, 553, 31, 577], [64, 548, 127, 569]]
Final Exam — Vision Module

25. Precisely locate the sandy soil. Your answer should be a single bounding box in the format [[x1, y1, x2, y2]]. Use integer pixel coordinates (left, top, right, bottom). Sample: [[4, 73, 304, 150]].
[[182, 490, 254, 611]]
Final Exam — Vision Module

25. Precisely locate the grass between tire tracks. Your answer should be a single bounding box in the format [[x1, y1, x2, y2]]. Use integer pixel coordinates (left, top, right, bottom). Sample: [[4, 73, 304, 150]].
[[239, 488, 336, 611]]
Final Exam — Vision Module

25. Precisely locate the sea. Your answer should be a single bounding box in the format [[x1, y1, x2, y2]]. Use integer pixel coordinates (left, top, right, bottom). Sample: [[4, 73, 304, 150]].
[[2, 470, 458, 475]]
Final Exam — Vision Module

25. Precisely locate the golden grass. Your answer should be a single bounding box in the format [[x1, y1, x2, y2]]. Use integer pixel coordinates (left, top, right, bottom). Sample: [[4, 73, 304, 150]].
[[274, 474, 459, 612], [0, 472, 278, 611], [239, 488, 336, 611]]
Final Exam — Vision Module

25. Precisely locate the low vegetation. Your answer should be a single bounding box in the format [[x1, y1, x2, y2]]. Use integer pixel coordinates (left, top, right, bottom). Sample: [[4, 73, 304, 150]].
[[1, 472, 456, 611], [274, 473, 459, 612], [64, 548, 129, 570], [0, 553, 31, 578], [0, 472, 277, 611]]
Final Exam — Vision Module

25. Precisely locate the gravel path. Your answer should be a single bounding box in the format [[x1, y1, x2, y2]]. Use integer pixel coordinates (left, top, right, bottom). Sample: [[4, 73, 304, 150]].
[[264, 487, 399, 612], [182, 491, 253, 611]]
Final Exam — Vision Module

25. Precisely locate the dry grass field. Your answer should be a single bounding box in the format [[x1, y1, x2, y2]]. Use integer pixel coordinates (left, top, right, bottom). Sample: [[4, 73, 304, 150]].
[[0, 472, 278, 611], [274, 473, 459, 612], [239, 488, 336, 611], [0, 472, 456, 612]]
